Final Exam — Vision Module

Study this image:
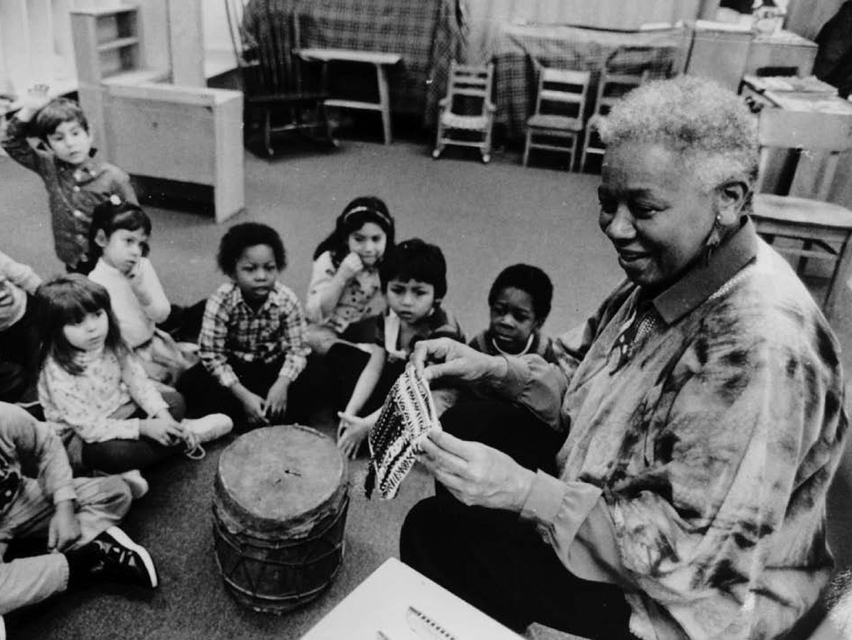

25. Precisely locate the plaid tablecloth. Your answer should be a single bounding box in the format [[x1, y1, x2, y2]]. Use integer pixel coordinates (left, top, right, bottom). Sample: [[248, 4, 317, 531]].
[[243, 0, 467, 127], [488, 24, 688, 141]]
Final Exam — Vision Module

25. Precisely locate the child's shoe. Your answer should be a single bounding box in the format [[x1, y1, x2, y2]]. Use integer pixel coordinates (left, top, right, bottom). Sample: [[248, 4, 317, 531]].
[[119, 469, 149, 500], [182, 414, 233, 444], [83, 526, 158, 588]]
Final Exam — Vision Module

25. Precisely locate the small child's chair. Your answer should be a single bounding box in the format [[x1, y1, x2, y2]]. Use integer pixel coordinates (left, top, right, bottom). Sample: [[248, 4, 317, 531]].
[[523, 67, 591, 170], [433, 61, 496, 163], [579, 71, 646, 173]]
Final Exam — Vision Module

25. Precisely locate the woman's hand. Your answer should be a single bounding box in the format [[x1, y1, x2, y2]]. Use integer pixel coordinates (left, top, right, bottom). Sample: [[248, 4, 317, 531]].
[[336, 412, 374, 459], [411, 338, 507, 385], [48, 500, 81, 552], [418, 430, 535, 513], [337, 252, 364, 281], [141, 414, 185, 446], [264, 378, 290, 422]]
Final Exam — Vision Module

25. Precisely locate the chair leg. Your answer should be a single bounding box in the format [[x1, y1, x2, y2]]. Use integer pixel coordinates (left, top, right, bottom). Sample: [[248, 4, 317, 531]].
[[568, 135, 577, 172], [523, 130, 532, 166], [433, 118, 444, 159], [376, 64, 392, 145], [321, 102, 338, 147], [482, 119, 493, 164], [262, 109, 273, 156]]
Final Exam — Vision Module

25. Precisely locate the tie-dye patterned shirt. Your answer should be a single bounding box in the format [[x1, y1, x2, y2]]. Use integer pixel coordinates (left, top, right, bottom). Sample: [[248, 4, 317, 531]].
[[493, 219, 847, 639]]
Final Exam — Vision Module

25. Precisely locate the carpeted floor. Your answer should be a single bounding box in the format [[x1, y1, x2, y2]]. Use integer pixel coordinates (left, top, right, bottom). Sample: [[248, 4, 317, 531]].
[[2, 134, 851, 640]]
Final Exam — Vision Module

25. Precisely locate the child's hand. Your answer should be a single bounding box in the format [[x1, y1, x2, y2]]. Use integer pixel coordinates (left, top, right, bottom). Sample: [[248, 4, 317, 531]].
[[18, 84, 50, 120], [264, 378, 290, 422], [48, 500, 81, 553], [141, 415, 185, 445], [336, 412, 373, 459], [240, 391, 269, 427], [338, 252, 364, 280]]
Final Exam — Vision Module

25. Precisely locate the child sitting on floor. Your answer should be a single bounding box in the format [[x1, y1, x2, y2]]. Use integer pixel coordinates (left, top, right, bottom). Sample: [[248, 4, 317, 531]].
[[1, 86, 137, 274], [177, 223, 310, 428], [35, 275, 227, 484], [468, 263, 557, 362], [88, 197, 196, 386], [0, 251, 43, 409], [335, 238, 464, 458], [305, 196, 395, 355], [0, 402, 158, 624]]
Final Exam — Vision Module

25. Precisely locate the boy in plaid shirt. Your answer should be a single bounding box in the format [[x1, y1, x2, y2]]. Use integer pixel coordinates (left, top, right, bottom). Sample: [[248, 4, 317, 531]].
[[177, 223, 309, 428]]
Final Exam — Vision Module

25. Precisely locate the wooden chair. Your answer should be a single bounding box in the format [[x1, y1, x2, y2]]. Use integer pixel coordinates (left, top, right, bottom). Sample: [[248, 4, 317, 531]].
[[750, 106, 852, 319], [523, 68, 591, 170], [224, 0, 334, 156], [432, 61, 496, 163], [579, 71, 646, 173]]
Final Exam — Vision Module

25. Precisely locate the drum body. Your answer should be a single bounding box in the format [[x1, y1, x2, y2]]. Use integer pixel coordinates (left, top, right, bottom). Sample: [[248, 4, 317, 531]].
[[212, 425, 349, 613]]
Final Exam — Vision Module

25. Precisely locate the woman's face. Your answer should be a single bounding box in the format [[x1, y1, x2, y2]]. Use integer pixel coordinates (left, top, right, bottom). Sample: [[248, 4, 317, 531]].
[[598, 142, 717, 291], [347, 222, 387, 267]]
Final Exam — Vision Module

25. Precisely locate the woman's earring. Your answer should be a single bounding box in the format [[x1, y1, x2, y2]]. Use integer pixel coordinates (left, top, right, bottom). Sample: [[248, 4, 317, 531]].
[[703, 215, 724, 266]]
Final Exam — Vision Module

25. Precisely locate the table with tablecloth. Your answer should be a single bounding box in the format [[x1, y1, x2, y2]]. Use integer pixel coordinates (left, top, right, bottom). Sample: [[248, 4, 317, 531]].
[[242, 0, 467, 127], [487, 23, 688, 141]]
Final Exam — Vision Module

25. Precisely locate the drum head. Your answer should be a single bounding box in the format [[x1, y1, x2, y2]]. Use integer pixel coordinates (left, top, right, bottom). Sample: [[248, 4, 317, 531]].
[[216, 425, 346, 536]]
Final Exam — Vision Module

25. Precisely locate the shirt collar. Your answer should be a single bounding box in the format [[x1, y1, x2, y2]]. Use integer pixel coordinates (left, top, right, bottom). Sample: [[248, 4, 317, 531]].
[[59, 149, 104, 182], [652, 216, 758, 325]]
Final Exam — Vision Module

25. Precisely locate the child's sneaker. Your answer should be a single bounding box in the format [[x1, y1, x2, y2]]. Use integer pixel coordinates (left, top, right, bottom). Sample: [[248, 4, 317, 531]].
[[120, 469, 149, 500], [182, 414, 233, 444], [88, 526, 158, 588]]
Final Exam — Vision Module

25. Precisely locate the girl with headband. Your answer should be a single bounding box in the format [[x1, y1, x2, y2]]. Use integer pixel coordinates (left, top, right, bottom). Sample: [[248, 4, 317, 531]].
[[305, 196, 396, 355]]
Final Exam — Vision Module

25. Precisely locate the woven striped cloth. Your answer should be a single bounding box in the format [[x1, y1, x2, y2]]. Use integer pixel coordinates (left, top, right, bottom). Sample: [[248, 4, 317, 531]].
[[365, 364, 441, 500]]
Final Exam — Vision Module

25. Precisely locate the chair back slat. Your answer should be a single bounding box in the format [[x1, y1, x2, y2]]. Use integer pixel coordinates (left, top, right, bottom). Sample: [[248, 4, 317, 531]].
[[228, 0, 303, 95], [533, 67, 591, 121], [756, 106, 852, 199], [444, 61, 494, 115]]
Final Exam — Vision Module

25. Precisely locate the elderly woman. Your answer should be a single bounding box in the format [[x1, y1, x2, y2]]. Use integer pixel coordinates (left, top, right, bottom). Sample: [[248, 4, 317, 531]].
[[401, 76, 847, 640]]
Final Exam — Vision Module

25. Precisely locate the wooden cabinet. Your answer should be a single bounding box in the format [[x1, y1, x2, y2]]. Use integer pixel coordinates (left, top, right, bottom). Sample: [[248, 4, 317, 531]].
[[70, 1, 245, 223], [71, 4, 167, 86], [685, 22, 818, 91]]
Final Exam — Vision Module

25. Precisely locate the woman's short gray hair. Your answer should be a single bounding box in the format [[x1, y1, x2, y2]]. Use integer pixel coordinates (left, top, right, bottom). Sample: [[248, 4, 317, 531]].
[[598, 75, 759, 191]]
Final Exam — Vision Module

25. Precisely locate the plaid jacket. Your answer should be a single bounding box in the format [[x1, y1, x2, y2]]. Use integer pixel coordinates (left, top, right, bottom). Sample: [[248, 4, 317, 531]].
[[199, 282, 309, 388]]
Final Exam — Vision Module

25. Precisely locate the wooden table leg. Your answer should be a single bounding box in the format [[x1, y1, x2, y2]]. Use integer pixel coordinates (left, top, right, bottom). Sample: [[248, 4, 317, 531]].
[[375, 63, 392, 144]]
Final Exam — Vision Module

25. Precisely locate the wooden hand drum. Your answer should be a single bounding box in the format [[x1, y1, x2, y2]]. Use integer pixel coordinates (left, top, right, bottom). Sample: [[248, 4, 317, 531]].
[[212, 425, 349, 613]]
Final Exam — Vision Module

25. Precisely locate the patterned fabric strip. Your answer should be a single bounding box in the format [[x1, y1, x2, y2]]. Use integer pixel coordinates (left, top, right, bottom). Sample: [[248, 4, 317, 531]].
[[365, 364, 440, 499]]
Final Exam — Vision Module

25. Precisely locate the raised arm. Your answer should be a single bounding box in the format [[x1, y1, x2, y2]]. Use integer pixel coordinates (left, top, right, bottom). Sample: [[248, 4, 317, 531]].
[[128, 258, 170, 324], [0, 86, 51, 174]]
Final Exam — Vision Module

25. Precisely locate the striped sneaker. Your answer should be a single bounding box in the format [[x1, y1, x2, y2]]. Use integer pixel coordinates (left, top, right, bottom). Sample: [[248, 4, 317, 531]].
[[90, 526, 158, 589]]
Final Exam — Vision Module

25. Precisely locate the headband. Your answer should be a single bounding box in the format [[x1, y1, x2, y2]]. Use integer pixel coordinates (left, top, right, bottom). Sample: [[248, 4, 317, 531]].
[[342, 205, 392, 227]]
